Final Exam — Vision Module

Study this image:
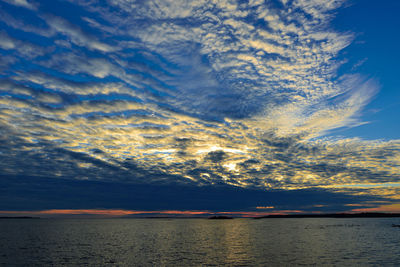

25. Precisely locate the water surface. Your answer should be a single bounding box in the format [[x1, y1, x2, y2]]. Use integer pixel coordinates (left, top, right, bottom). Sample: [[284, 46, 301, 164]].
[[1, 218, 400, 266]]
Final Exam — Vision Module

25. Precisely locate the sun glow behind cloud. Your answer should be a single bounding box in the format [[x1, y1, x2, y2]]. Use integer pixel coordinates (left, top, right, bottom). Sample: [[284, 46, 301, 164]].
[[0, 0, 399, 211]]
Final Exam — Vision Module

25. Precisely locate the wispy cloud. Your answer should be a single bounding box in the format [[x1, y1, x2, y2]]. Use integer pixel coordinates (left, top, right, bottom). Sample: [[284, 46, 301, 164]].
[[0, 31, 46, 58], [41, 14, 115, 52], [2, 0, 37, 10]]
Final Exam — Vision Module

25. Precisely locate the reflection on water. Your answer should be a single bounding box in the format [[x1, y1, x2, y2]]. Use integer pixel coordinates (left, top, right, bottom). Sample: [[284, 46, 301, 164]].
[[1, 218, 400, 266]]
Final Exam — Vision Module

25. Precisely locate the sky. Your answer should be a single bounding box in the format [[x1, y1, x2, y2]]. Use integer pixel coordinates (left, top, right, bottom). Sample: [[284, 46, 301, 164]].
[[0, 0, 399, 217]]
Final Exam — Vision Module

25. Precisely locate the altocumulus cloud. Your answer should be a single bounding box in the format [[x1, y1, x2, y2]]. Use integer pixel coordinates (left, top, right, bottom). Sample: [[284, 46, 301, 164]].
[[0, 0, 399, 211]]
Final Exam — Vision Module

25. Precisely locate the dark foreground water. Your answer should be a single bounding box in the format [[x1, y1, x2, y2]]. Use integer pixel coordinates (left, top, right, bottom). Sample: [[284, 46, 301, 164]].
[[1, 218, 400, 266]]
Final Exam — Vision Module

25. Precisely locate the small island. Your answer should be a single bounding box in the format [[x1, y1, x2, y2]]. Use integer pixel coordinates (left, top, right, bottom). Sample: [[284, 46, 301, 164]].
[[208, 215, 233, 219]]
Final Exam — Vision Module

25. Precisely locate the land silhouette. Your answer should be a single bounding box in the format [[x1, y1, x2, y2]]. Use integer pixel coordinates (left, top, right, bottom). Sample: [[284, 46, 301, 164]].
[[254, 212, 400, 219]]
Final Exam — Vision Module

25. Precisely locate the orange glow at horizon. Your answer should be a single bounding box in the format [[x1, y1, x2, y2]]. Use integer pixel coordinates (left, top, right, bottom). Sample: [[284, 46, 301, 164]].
[[351, 203, 400, 213], [0, 209, 305, 217]]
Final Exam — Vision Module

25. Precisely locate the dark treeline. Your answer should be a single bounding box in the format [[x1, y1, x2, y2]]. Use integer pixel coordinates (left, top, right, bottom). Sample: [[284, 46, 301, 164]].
[[255, 213, 400, 219]]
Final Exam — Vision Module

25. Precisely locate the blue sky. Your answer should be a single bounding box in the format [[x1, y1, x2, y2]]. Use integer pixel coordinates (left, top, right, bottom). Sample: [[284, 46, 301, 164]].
[[328, 0, 400, 140], [0, 0, 399, 215]]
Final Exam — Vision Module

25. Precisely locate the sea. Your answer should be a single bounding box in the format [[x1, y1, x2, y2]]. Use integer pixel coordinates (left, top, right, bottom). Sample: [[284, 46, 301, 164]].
[[1, 217, 400, 266]]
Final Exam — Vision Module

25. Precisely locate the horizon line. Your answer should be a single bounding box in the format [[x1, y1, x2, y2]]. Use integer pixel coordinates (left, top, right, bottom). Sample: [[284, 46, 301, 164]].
[[1, 205, 400, 218]]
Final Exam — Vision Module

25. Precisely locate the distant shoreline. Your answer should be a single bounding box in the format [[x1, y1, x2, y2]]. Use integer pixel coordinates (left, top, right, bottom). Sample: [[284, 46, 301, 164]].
[[1, 212, 400, 219], [133, 212, 400, 219], [254, 212, 400, 219], [0, 216, 40, 219]]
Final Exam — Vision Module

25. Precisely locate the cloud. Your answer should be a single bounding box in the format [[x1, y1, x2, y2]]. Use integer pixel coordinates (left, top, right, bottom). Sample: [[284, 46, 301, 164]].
[[0, 31, 16, 49], [0, 174, 387, 212], [0, 31, 46, 58], [2, 0, 36, 10], [42, 52, 118, 78], [41, 14, 115, 52], [105, 0, 366, 135]]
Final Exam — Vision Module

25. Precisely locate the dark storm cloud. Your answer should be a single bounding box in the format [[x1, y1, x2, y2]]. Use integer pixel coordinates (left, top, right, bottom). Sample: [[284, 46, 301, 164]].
[[0, 174, 387, 212]]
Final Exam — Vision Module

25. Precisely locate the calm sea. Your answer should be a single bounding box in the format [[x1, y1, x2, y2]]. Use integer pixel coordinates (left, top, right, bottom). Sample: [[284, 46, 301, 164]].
[[1, 218, 400, 266]]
